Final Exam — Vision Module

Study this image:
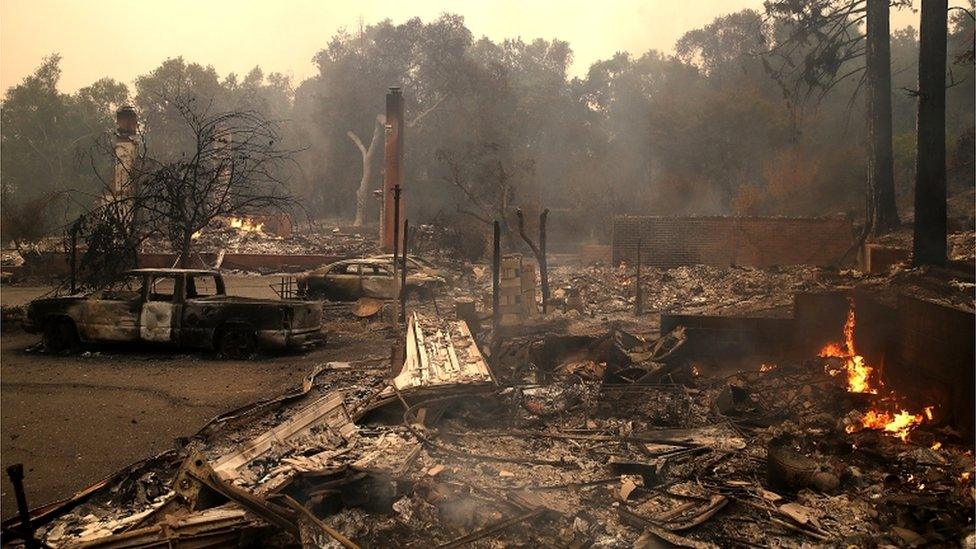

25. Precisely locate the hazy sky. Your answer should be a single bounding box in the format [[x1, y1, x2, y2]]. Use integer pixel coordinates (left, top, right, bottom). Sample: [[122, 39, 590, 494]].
[[0, 0, 937, 95]]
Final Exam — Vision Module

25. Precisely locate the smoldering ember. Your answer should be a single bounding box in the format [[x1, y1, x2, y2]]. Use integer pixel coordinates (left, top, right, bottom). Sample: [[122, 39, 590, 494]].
[[0, 3, 974, 549]]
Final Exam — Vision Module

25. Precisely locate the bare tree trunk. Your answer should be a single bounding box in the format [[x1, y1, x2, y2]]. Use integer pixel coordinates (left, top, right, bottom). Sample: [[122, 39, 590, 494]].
[[349, 115, 384, 227], [516, 209, 550, 314], [913, 0, 948, 266], [179, 232, 192, 268], [865, 0, 900, 235]]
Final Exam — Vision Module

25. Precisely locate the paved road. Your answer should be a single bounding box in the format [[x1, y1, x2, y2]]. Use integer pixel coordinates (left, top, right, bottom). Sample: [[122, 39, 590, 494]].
[[0, 276, 389, 520]]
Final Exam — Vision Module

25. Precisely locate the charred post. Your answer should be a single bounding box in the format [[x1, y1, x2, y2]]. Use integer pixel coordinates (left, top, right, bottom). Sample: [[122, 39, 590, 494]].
[[492, 220, 501, 333], [6, 464, 39, 548]]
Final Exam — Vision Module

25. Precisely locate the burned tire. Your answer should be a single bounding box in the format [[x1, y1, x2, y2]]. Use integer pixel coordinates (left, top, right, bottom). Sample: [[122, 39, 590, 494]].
[[42, 318, 79, 353], [217, 326, 256, 360]]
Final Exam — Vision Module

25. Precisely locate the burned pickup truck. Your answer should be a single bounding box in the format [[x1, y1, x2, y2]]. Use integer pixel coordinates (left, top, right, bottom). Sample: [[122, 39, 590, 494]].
[[24, 268, 323, 358]]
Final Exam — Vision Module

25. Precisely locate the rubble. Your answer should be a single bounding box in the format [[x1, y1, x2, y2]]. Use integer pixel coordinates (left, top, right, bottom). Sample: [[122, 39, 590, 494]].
[[3, 244, 974, 548], [9, 310, 972, 548], [146, 222, 379, 257]]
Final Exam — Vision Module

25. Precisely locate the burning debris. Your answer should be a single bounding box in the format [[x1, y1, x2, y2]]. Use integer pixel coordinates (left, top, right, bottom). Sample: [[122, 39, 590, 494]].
[[3, 210, 974, 547], [5, 269, 973, 548], [159, 220, 378, 257], [819, 298, 878, 394], [819, 298, 934, 443]]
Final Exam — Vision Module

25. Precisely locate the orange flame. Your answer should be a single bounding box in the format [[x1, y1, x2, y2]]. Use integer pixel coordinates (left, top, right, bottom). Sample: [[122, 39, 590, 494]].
[[822, 299, 932, 442], [229, 217, 264, 233], [818, 300, 876, 394], [847, 409, 924, 442]]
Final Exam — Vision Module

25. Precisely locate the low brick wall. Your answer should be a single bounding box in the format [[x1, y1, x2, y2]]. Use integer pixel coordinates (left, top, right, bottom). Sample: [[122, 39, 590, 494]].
[[665, 290, 975, 435], [17, 251, 344, 278], [890, 296, 975, 434], [612, 216, 854, 268]]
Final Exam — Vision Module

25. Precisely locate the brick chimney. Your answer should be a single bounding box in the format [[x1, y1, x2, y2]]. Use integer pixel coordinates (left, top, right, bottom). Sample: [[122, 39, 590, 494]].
[[112, 106, 139, 196], [380, 87, 404, 252]]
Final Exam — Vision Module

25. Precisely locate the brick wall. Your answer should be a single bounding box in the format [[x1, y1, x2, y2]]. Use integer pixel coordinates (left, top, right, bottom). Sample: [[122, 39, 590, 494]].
[[890, 296, 975, 434], [611, 216, 854, 267]]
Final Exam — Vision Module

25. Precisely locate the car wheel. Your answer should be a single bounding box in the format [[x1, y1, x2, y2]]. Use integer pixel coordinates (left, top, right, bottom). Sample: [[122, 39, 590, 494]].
[[218, 327, 256, 360], [42, 318, 78, 353]]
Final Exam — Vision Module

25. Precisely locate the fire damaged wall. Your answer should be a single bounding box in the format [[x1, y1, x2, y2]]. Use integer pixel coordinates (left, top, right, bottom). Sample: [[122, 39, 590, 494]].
[[889, 296, 976, 434], [611, 216, 855, 268], [665, 290, 975, 436]]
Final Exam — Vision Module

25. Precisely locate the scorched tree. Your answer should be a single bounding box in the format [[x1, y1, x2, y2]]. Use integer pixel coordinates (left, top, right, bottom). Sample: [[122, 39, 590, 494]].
[[135, 94, 298, 267]]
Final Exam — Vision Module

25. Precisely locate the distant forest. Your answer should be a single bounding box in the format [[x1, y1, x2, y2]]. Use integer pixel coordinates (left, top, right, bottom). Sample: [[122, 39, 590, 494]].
[[1, 6, 973, 243]]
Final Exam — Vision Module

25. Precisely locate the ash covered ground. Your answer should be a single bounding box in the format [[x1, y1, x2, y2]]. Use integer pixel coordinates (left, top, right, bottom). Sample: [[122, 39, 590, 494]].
[[3, 229, 973, 548]]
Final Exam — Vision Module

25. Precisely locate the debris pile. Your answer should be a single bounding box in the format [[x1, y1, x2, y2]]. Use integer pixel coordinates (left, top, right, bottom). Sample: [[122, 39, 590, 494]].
[[12, 314, 973, 548], [542, 261, 975, 318], [546, 263, 839, 317], [146, 223, 378, 257]]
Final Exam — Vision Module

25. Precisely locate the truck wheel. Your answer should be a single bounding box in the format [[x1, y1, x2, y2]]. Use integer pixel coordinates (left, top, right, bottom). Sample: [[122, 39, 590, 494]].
[[42, 318, 78, 353], [218, 327, 256, 360]]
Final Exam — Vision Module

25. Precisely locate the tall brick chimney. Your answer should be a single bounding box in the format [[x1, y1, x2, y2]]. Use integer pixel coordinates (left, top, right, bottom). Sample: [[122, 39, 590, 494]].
[[112, 106, 139, 196], [380, 87, 404, 252]]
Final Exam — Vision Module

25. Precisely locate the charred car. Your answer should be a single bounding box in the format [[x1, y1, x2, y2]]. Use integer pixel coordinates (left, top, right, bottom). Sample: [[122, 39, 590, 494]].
[[24, 269, 323, 358], [367, 254, 451, 283], [296, 258, 445, 301]]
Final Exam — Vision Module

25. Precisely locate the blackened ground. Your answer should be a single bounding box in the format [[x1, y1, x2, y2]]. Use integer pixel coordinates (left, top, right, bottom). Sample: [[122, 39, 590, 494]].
[[0, 316, 391, 520]]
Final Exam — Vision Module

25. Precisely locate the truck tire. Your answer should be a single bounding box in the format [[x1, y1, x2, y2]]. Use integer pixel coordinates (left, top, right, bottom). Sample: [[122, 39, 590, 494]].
[[217, 326, 256, 360], [42, 318, 79, 353]]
